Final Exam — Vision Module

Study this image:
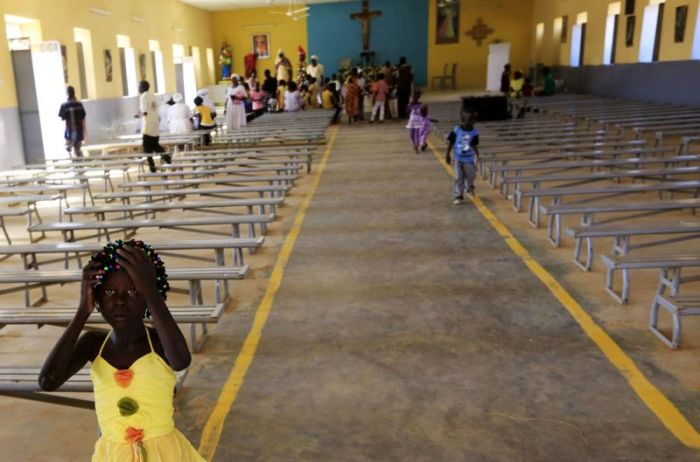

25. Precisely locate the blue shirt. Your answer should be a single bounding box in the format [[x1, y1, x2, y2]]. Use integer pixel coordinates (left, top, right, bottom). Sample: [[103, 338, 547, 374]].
[[448, 126, 479, 163]]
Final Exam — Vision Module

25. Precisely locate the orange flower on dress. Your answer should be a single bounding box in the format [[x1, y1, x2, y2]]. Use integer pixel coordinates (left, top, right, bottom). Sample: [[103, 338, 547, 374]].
[[114, 369, 134, 388], [125, 426, 144, 444]]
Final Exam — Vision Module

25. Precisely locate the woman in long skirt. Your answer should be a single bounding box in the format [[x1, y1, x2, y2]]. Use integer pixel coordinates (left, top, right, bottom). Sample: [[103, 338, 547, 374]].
[[344, 76, 360, 124]]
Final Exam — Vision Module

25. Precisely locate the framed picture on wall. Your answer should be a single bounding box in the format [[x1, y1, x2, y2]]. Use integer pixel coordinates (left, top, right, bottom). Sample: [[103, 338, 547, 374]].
[[104, 49, 113, 82], [625, 15, 636, 47], [561, 16, 568, 43], [436, 1, 459, 44], [60, 44, 68, 83], [675, 6, 689, 43], [139, 53, 147, 81], [252, 34, 270, 59]]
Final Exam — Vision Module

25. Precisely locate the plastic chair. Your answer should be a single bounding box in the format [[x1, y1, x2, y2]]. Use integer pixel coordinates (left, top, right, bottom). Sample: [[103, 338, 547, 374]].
[[443, 63, 458, 90], [432, 63, 449, 89]]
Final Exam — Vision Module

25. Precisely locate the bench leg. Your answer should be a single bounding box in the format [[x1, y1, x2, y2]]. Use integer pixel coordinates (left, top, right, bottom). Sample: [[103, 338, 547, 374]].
[[214, 249, 231, 298], [572, 237, 593, 271], [649, 294, 681, 349], [0, 217, 10, 245]]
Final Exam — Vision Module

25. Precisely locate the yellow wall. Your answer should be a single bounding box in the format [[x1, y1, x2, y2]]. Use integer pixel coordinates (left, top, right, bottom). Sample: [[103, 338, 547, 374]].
[[0, 0, 214, 108], [211, 6, 307, 82], [532, 0, 700, 66], [427, 0, 535, 89]]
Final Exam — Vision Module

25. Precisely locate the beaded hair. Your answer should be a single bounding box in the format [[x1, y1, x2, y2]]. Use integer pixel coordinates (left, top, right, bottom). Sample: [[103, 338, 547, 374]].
[[90, 240, 170, 303]]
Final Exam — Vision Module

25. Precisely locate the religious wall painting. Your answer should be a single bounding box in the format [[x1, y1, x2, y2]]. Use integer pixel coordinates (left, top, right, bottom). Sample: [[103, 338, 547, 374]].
[[436, 1, 459, 44], [675, 6, 688, 43], [561, 16, 568, 43], [139, 53, 147, 81], [252, 33, 270, 60], [60, 44, 68, 83], [104, 49, 113, 82], [625, 15, 636, 47]]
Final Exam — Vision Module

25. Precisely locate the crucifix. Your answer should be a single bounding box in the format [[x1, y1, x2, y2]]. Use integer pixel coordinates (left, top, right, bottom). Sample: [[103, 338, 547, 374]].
[[350, 0, 382, 51], [465, 17, 495, 47]]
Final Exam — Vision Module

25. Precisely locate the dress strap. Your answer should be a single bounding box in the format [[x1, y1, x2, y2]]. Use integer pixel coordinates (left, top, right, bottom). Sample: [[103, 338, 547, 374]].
[[97, 330, 112, 356], [144, 324, 155, 352]]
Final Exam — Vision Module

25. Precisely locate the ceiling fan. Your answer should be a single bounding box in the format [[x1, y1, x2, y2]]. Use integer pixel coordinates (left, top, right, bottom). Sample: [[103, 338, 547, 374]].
[[268, 0, 310, 20]]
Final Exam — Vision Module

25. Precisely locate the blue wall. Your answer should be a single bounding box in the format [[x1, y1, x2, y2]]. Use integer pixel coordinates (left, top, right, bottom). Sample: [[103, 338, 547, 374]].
[[307, 0, 428, 86]]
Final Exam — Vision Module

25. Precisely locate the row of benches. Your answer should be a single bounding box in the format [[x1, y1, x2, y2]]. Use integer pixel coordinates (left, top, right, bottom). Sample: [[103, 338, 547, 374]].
[[0, 110, 333, 405]]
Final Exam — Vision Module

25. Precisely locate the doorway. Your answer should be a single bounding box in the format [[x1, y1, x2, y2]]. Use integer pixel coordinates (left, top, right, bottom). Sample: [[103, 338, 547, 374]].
[[5, 15, 67, 163]]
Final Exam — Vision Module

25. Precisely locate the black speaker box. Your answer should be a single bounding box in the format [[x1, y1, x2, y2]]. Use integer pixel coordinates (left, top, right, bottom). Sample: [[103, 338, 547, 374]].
[[461, 95, 509, 121]]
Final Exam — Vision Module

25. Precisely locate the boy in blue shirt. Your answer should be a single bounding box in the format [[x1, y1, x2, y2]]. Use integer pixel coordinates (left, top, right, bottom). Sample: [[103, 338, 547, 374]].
[[445, 109, 480, 204]]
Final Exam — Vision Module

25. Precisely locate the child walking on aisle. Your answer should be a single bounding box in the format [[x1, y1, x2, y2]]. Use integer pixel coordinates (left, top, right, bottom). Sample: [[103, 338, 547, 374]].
[[39, 240, 204, 461], [445, 109, 480, 204], [406, 90, 423, 152], [417, 104, 438, 152]]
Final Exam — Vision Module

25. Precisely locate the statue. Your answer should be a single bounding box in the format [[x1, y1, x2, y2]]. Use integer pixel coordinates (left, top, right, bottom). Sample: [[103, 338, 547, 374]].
[[296, 45, 307, 84], [219, 41, 232, 80]]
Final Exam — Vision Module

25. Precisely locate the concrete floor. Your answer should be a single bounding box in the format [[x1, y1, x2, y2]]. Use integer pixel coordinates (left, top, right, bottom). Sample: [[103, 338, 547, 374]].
[[2, 112, 700, 461], [176, 121, 699, 461]]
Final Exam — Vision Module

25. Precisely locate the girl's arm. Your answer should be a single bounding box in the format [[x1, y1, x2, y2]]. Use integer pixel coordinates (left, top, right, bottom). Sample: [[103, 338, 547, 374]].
[[39, 261, 103, 391], [116, 246, 191, 371]]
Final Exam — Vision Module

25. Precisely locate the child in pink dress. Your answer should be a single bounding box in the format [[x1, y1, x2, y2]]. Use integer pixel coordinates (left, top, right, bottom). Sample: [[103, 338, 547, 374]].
[[417, 104, 438, 152], [406, 90, 423, 152]]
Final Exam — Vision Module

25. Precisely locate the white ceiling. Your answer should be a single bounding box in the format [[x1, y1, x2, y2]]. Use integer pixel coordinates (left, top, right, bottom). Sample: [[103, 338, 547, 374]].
[[179, 0, 354, 12]]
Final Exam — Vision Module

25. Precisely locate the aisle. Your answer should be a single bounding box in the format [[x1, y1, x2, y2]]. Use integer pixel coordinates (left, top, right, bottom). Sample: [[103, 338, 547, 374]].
[[205, 121, 696, 461]]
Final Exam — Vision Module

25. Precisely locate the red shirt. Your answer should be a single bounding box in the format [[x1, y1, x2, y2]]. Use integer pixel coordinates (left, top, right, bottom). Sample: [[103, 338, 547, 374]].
[[372, 80, 388, 102]]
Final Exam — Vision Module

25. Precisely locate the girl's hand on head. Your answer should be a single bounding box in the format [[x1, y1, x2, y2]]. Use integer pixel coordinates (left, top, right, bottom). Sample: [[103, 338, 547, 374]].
[[115, 245, 159, 298], [79, 260, 102, 315]]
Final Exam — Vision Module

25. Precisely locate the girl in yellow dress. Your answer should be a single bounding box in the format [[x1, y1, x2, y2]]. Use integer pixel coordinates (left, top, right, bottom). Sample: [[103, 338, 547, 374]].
[[40, 240, 204, 461]]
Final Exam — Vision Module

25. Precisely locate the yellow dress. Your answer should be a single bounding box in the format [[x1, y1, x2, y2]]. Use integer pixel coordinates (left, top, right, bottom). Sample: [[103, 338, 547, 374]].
[[90, 327, 204, 461]]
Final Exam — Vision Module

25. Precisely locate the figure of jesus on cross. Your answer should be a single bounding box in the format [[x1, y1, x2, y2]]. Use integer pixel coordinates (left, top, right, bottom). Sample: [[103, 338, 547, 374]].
[[350, 0, 382, 51]]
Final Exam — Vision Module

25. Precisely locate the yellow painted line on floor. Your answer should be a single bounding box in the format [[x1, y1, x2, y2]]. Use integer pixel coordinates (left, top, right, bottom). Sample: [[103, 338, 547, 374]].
[[198, 125, 340, 461], [427, 139, 700, 449]]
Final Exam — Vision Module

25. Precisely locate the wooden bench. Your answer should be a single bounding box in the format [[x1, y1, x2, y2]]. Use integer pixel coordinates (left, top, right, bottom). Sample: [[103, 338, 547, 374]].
[[478, 141, 653, 177], [489, 152, 698, 193], [0, 183, 91, 202], [65, 198, 283, 232], [542, 198, 700, 247], [516, 180, 700, 227], [601, 254, 700, 304], [28, 214, 276, 243], [119, 174, 297, 191], [651, 294, 700, 350], [0, 207, 31, 244], [0, 366, 188, 409], [95, 185, 291, 202], [0, 265, 248, 307], [0, 303, 224, 353], [508, 166, 700, 211], [565, 220, 700, 271], [0, 237, 264, 275], [137, 165, 304, 180]]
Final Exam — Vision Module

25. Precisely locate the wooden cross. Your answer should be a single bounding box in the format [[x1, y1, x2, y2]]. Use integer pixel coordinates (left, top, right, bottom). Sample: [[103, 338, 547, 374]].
[[465, 18, 494, 47], [350, 0, 382, 51]]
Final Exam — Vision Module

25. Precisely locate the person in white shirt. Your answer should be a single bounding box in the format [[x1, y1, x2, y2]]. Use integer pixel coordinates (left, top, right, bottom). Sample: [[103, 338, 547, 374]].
[[158, 93, 173, 133], [138, 80, 171, 172], [225, 74, 247, 130], [167, 93, 193, 134], [284, 81, 304, 112], [305, 55, 324, 82]]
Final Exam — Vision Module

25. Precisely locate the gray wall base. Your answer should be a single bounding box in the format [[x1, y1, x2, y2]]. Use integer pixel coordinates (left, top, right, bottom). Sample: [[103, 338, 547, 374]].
[[554, 61, 700, 106]]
